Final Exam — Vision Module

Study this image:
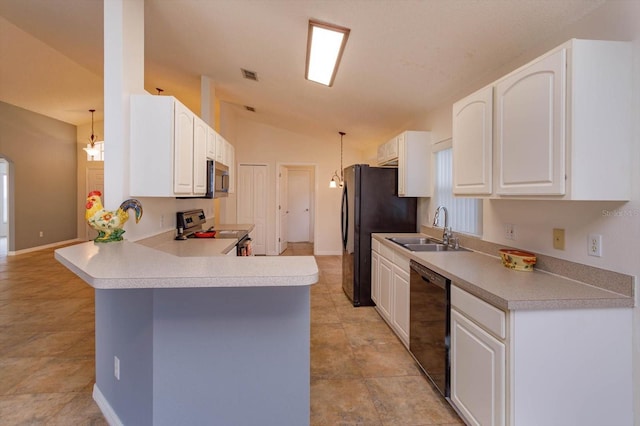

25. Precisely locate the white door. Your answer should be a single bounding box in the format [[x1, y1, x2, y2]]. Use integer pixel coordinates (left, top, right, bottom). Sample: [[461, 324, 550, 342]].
[[237, 164, 267, 255], [86, 164, 105, 241], [251, 165, 267, 255], [0, 160, 7, 238], [278, 166, 289, 254], [287, 170, 310, 242]]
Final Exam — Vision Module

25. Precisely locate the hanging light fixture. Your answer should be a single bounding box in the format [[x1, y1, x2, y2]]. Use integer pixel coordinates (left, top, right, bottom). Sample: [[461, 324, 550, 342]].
[[329, 131, 345, 188], [83, 109, 101, 158]]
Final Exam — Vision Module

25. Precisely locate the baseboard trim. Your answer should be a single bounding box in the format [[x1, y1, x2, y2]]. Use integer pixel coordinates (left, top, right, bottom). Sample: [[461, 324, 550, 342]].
[[8, 238, 82, 256], [93, 384, 124, 426]]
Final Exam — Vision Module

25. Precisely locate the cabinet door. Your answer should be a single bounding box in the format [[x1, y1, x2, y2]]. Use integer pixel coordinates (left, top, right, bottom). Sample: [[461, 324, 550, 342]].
[[215, 133, 226, 164], [397, 134, 406, 195], [174, 102, 194, 194], [206, 128, 216, 160], [495, 48, 566, 195], [226, 143, 235, 194], [377, 257, 393, 322], [371, 250, 380, 304], [398, 131, 431, 197], [391, 266, 410, 346], [453, 86, 493, 195], [193, 117, 208, 195], [451, 308, 505, 426]]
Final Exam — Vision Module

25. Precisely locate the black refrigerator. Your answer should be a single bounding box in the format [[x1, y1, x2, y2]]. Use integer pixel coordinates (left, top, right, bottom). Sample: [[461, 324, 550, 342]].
[[341, 164, 417, 306]]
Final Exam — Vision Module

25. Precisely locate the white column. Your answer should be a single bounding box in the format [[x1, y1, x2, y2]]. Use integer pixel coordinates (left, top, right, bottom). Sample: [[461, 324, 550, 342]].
[[103, 0, 145, 207], [200, 75, 216, 128]]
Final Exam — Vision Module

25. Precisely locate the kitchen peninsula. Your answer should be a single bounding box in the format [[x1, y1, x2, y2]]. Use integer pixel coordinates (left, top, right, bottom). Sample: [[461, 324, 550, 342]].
[[55, 238, 318, 426]]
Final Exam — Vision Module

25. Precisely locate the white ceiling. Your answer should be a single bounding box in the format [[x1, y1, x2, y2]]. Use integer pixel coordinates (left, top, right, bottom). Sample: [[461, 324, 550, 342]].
[[0, 0, 606, 151]]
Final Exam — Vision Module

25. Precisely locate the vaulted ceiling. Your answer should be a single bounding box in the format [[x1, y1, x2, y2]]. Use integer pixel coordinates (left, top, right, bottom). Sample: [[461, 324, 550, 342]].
[[0, 0, 606, 151]]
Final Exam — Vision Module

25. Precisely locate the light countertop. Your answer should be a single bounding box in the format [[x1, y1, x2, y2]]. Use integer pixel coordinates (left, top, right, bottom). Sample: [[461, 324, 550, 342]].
[[55, 236, 318, 290], [374, 233, 633, 311]]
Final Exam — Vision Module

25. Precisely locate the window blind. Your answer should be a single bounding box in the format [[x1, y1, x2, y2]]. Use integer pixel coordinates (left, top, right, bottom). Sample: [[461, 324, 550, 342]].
[[433, 148, 482, 236]]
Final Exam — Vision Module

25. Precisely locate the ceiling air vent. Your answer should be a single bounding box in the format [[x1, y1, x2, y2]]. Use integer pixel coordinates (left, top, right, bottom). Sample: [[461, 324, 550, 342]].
[[245, 106, 256, 112], [241, 68, 258, 81]]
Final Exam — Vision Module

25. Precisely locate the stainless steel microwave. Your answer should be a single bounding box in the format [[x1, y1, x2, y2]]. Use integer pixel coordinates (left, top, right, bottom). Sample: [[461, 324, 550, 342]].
[[212, 160, 229, 198], [177, 160, 228, 199]]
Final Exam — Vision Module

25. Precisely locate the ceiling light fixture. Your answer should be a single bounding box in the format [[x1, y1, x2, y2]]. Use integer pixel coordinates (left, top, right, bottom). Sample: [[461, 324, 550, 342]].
[[83, 109, 101, 158], [330, 131, 346, 189], [306, 20, 350, 87]]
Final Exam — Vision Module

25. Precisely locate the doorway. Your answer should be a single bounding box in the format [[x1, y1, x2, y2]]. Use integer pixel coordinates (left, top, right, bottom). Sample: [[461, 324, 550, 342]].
[[0, 159, 8, 256], [277, 164, 315, 255]]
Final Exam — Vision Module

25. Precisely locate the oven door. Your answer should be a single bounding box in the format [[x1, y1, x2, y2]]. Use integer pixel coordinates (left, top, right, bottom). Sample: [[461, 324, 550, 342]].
[[409, 260, 451, 397]]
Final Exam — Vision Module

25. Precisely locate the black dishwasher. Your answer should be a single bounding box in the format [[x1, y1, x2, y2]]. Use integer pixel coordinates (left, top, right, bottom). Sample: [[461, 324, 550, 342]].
[[409, 260, 451, 397]]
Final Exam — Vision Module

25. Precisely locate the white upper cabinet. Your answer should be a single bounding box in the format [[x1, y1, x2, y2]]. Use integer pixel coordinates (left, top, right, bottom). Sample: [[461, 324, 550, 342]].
[[378, 131, 431, 197], [130, 94, 231, 198], [453, 39, 632, 200], [206, 128, 216, 160], [453, 85, 493, 195], [215, 132, 226, 164], [495, 48, 566, 196], [173, 101, 195, 194], [377, 137, 399, 166], [192, 116, 208, 195]]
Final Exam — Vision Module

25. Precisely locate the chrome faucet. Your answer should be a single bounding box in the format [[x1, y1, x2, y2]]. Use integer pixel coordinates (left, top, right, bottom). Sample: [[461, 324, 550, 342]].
[[433, 206, 453, 245]]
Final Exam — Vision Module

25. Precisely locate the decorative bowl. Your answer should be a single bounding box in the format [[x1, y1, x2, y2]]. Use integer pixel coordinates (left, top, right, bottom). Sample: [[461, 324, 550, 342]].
[[499, 249, 537, 271], [194, 231, 216, 238]]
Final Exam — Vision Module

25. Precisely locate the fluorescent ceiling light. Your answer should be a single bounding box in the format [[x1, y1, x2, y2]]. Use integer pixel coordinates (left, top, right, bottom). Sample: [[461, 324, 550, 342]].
[[305, 20, 350, 87]]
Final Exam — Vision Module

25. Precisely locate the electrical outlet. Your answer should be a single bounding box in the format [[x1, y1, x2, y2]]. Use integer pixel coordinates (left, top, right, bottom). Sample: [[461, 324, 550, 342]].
[[114, 356, 120, 380], [505, 224, 516, 240], [160, 214, 164, 228], [553, 228, 565, 250], [588, 234, 602, 257], [39, 231, 44, 238]]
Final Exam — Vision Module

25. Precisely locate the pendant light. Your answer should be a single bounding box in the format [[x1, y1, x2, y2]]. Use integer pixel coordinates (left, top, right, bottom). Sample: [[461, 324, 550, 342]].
[[83, 109, 101, 158], [329, 131, 345, 188]]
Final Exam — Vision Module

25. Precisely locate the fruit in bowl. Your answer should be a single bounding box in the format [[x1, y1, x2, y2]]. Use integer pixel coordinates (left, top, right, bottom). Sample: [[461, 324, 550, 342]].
[[499, 249, 536, 271]]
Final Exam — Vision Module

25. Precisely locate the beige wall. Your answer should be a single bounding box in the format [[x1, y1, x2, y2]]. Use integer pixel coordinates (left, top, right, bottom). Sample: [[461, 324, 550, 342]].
[[232, 118, 365, 255], [0, 101, 77, 251]]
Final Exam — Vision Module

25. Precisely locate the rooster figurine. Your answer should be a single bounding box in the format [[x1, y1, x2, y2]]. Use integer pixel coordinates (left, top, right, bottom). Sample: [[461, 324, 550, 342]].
[[85, 191, 143, 243]]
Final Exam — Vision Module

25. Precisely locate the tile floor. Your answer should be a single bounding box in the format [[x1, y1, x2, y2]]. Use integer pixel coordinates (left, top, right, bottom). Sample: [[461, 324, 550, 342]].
[[0, 242, 463, 425]]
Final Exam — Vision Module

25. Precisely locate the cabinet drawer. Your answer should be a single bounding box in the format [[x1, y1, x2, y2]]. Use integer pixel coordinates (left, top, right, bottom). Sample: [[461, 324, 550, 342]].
[[372, 238, 381, 253], [393, 253, 410, 271], [451, 285, 506, 339], [380, 243, 395, 260]]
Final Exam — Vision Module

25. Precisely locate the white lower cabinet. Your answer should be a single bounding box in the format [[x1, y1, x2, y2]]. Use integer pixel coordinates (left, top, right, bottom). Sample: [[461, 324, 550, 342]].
[[371, 245, 380, 304], [371, 238, 410, 348], [451, 308, 505, 426], [451, 284, 632, 426], [377, 256, 393, 322], [391, 256, 410, 345]]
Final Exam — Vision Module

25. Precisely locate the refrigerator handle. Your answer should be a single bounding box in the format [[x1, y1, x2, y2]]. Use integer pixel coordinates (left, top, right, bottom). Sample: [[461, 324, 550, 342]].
[[341, 184, 348, 249]]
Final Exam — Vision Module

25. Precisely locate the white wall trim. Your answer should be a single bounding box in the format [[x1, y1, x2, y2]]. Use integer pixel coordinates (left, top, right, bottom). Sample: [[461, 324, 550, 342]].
[[93, 384, 124, 426], [8, 238, 82, 256]]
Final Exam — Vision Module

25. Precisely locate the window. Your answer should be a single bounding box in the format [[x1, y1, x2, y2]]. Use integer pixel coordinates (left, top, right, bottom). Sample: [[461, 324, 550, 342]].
[[432, 144, 482, 236]]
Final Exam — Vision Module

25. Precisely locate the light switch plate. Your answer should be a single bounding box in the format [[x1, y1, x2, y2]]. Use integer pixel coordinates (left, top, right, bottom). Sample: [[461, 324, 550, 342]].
[[553, 228, 565, 250]]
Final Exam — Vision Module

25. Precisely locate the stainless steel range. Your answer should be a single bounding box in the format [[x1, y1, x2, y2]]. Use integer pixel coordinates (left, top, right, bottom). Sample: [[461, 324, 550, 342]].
[[176, 209, 252, 256]]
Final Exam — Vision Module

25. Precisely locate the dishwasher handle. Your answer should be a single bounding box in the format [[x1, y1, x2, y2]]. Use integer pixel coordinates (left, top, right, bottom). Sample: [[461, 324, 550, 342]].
[[410, 260, 448, 289]]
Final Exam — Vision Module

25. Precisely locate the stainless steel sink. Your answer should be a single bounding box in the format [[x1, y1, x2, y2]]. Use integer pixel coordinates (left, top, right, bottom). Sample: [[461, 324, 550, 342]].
[[388, 236, 437, 246], [404, 243, 469, 252], [386, 236, 469, 252]]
